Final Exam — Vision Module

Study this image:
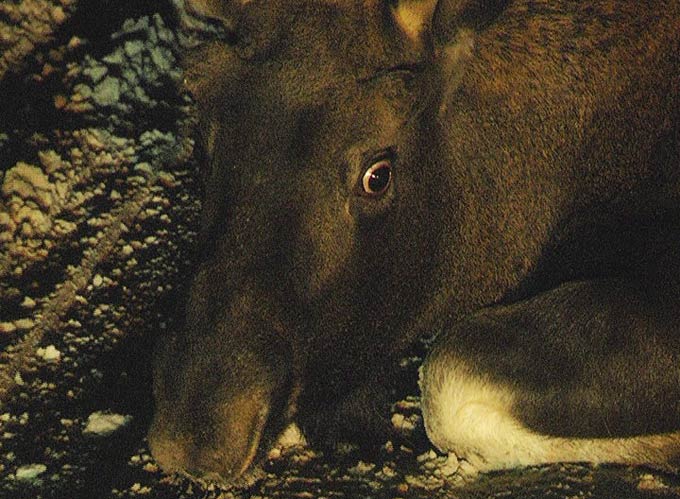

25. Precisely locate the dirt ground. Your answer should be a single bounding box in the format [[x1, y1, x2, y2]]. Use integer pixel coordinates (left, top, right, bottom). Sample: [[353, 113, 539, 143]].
[[1, 2, 679, 498]]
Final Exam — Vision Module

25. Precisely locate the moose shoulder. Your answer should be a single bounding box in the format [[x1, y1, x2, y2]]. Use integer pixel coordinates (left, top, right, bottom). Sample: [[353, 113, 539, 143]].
[[149, 0, 680, 487]]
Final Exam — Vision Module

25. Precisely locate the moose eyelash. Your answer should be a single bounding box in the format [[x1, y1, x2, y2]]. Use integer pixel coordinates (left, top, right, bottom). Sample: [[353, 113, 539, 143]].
[[361, 148, 396, 167]]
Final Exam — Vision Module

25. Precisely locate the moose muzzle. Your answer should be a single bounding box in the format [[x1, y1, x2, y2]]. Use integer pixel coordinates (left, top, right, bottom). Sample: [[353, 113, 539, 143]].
[[148, 286, 297, 485]]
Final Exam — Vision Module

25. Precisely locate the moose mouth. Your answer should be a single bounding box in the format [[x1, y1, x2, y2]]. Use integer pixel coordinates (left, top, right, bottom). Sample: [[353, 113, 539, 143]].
[[148, 317, 300, 488], [149, 377, 297, 487]]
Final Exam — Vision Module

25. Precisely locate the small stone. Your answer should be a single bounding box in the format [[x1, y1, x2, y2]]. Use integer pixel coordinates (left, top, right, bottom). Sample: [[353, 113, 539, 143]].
[[37, 345, 61, 362], [83, 412, 132, 437], [2, 162, 53, 209], [20, 297, 36, 309], [92, 77, 121, 106], [638, 473, 668, 491], [396, 483, 409, 494], [142, 462, 158, 473], [15, 463, 47, 482], [51, 6, 66, 24], [438, 454, 460, 477], [14, 318, 35, 330], [417, 450, 438, 463], [133, 162, 153, 176], [157, 171, 176, 188], [123, 40, 144, 58], [102, 51, 125, 66], [72, 83, 93, 102], [54, 94, 68, 109], [93, 274, 103, 287], [84, 64, 108, 84], [0, 322, 17, 334], [348, 461, 376, 476], [67, 36, 82, 50]]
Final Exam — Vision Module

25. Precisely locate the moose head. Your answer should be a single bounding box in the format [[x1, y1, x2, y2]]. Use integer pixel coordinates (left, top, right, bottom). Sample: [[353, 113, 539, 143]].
[[148, 0, 484, 484]]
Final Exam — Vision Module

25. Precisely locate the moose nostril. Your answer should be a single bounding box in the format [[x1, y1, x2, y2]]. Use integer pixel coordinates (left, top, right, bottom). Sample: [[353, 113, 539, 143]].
[[148, 430, 213, 481], [147, 414, 203, 476], [148, 434, 189, 474]]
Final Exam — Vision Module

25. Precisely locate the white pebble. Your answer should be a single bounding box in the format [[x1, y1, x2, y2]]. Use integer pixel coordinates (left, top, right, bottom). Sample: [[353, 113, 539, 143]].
[[20, 297, 36, 309], [37, 345, 61, 362], [14, 318, 35, 330], [15, 463, 47, 482], [83, 411, 132, 437], [0, 322, 17, 334]]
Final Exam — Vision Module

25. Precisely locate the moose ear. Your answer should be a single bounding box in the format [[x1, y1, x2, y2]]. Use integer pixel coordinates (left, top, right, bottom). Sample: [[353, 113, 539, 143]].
[[184, 0, 249, 29], [391, 0, 510, 45], [391, 0, 439, 42]]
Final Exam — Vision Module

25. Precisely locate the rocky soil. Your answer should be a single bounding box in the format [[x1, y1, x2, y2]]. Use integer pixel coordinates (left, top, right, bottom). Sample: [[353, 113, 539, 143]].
[[1, 2, 679, 498]]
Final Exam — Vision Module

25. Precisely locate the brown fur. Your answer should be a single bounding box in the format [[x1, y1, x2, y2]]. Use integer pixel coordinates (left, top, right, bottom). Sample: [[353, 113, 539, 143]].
[[149, 0, 680, 486]]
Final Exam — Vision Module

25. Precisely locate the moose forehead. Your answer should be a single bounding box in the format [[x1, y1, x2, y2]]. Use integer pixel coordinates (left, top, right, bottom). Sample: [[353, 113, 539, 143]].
[[269, 0, 429, 77], [187, 0, 431, 105]]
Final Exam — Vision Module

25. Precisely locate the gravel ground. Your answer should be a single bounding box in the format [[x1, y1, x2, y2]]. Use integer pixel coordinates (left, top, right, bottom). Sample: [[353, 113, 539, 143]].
[[1, 2, 679, 498]]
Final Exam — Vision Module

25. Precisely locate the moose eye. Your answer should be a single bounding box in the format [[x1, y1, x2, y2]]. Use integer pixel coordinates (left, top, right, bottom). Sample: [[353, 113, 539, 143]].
[[361, 160, 392, 196]]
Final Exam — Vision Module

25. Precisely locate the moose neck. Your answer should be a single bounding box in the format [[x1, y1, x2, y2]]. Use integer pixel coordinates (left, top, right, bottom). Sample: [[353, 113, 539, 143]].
[[400, 7, 680, 342]]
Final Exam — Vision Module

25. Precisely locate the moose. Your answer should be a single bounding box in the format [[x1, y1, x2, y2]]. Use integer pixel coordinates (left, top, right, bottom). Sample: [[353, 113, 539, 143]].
[[149, 0, 680, 487]]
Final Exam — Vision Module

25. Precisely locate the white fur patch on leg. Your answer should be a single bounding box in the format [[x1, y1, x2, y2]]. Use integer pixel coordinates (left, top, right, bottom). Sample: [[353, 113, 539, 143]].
[[419, 357, 551, 473], [419, 354, 680, 476]]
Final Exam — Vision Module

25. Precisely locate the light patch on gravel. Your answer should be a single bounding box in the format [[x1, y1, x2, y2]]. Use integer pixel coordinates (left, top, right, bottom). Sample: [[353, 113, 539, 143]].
[[83, 411, 132, 437], [268, 423, 307, 460], [637, 473, 668, 491], [15, 463, 47, 482], [37, 345, 61, 362]]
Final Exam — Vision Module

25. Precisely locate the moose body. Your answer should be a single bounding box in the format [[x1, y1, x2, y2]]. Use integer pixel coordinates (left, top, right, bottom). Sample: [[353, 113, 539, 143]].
[[149, 0, 680, 486]]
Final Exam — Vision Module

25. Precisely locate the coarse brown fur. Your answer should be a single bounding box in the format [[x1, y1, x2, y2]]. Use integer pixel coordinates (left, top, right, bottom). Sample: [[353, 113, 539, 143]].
[[149, 0, 680, 486]]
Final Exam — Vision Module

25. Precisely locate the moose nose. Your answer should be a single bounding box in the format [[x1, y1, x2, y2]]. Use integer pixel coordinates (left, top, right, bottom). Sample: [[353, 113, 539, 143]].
[[147, 427, 192, 476], [148, 426, 250, 484], [148, 385, 275, 484], [150, 273, 298, 486]]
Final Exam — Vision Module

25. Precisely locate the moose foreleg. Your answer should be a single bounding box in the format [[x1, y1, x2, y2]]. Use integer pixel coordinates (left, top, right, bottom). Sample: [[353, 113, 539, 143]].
[[420, 279, 680, 476]]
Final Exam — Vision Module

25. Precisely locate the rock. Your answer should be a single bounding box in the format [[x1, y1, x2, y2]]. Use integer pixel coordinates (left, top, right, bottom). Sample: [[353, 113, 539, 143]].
[[15, 463, 47, 482], [20, 296, 36, 309], [37, 345, 61, 362], [14, 318, 35, 330], [133, 162, 154, 176], [83, 412, 132, 437], [38, 150, 65, 174], [0, 322, 17, 334], [14, 205, 51, 235], [92, 76, 121, 106], [124, 40, 145, 59], [2, 162, 54, 209], [83, 62, 108, 84]]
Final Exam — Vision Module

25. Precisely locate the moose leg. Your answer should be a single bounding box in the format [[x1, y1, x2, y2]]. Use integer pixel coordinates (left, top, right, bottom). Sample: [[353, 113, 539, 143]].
[[419, 278, 680, 476]]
